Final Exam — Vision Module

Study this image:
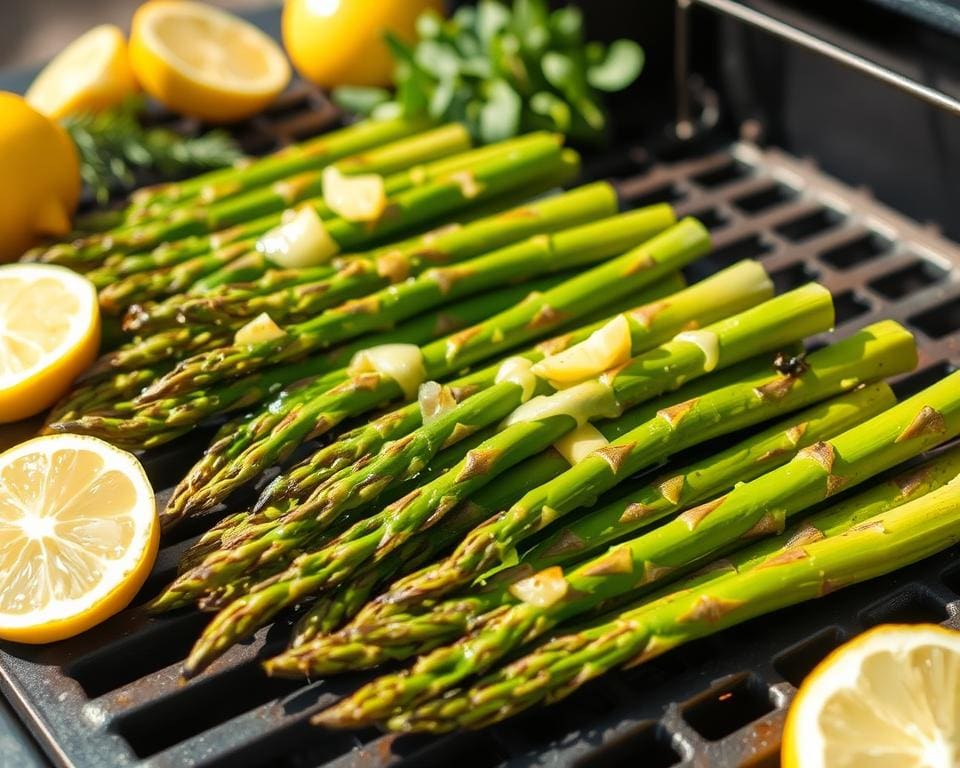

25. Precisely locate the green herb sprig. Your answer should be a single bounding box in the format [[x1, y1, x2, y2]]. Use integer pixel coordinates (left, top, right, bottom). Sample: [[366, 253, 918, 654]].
[[334, 0, 644, 144], [63, 98, 243, 204]]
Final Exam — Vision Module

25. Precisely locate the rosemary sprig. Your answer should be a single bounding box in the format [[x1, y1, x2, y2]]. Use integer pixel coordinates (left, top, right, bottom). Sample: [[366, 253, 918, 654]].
[[63, 98, 243, 204]]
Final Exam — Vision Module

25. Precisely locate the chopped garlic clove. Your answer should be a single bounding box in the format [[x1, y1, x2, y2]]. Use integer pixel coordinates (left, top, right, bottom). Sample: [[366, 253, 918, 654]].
[[553, 423, 610, 465], [508, 566, 569, 608], [234, 312, 286, 345], [675, 329, 721, 372], [419, 381, 457, 425], [531, 314, 633, 386], [348, 343, 426, 400], [322, 166, 387, 222], [495, 357, 538, 402], [256, 205, 339, 268], [502, 380, 621, 429]]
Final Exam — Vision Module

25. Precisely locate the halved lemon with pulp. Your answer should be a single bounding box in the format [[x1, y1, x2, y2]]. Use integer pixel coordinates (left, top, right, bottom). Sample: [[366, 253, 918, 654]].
[[129, 0, 291, 123], [782, 623, 960, 768], [25, 24, 138, 119], [0, 434, 157, 643], [0, 264, 100, 423]]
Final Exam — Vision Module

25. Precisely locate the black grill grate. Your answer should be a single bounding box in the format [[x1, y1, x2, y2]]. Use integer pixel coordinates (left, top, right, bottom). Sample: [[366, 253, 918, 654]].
[[1, 84, 959, 768]]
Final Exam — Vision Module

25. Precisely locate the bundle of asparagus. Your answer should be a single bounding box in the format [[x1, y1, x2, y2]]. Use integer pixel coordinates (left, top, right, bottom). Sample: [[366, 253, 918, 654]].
[[27, 116, 432, 265], [155, 259, 775, 610], [27, 113, 960, 739], [360, 446, 960, 733], [268, 381, 897, 672], [47, 181, 621, 424], [59, 215, 705, 524], [313, 372, 960, 728], [93, 132, 579, 312]]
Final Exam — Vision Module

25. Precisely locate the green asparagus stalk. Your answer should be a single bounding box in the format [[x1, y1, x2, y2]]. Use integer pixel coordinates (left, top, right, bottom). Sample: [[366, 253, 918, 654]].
[[47, 367, 165, 426], [177, 359, 755, 631], [31, 117, 432, 267], [186, 144, 583, 295], [78, 124, 470, 279], [319, 370, 960, 727], [82, 326, 234, 385], [87, 136, 583, 298], [198, 344, 793, 581], [192, 424, 502, 612], [153, 217, 704, 525], [159, 261, 774, 607], [266, 382, 896, 677], [377, 445, 960, 732], [123, 181, 620, 336], [180, 283, 835, 675], [129, 117, 434, 214], [528, 383, 909, 566]]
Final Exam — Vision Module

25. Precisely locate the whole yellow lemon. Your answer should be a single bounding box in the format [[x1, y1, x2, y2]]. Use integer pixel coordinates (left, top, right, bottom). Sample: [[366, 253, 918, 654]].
[[0, 92, 80, 262], [283, 0, 444, 89]]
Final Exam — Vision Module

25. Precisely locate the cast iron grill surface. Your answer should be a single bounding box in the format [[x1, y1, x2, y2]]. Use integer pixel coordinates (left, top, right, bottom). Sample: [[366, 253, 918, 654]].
[[2, 84, 959, 768]]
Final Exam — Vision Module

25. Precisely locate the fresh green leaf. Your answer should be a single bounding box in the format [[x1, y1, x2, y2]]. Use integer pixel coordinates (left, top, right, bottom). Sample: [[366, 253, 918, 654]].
[[416, 9, 443, 40], [452, 5, 477, 31], [476, 1, 511, 46], [585, 40, 606, 66], [479, 79, 521, 143], [530, 90, 571, 131], [415, 39, 462, 81], [371, 0, 645, 144], [549, 6, 584, 46], [511, 0, 550, 39], [429, 78, 458, 119], [541, 51, 576, 93], [459, 56, 494, 80], [573, 95, 607, 132], [587, 39, 645, 92], [383, 30, 418, 67], [332, 86, 391, 116], [371, 101, 404, 120]]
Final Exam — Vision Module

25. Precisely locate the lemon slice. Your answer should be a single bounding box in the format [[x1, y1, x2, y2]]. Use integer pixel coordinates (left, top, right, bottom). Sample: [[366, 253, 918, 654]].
[[0, 434, 157, 643], [130, 0, 291, 123], [0, 264, 100, 423], [25, 24, 138, 119], [782, 623, 960, 768]]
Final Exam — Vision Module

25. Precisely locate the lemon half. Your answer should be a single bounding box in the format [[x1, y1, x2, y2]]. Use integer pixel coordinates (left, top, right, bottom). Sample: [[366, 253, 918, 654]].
[[0, 264, 100, 423], [130, 0, 291, 123], [25, 24, 138, 119], [783, 623, 960, 768], [0, 434, 157, 644]]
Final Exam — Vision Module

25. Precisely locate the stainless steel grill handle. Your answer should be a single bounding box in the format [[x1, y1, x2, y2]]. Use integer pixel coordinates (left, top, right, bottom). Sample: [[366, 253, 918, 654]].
[[675, 0, 960, 138]]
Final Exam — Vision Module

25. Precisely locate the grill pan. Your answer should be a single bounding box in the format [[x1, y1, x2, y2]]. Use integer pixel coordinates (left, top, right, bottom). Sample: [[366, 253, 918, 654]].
[[2, 4, 960, 767]]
